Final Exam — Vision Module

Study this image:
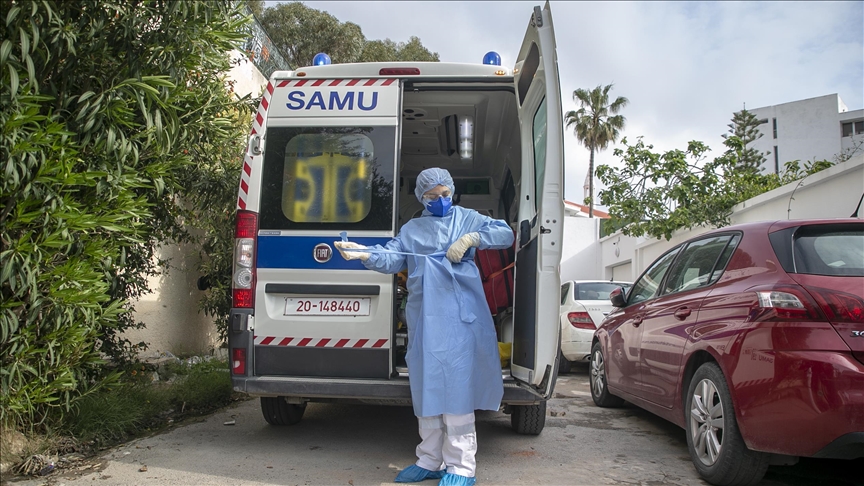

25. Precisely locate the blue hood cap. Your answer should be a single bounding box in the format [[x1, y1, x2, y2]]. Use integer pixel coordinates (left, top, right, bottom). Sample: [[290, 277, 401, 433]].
[[414, 168, 455, 203]]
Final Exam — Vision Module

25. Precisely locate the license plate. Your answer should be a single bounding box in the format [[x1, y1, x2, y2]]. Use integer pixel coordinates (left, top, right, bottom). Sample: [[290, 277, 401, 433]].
[[284, 297, 372, 316]]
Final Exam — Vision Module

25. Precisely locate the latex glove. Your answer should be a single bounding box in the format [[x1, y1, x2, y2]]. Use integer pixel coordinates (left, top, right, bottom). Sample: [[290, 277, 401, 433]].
[[446, 232, 480, 263], [334, 241, 370, 261]]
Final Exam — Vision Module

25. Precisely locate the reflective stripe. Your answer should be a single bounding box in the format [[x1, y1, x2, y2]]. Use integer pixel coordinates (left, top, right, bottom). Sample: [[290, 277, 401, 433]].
[[444, 422, 476, 436], [418, 415, 444, 429]]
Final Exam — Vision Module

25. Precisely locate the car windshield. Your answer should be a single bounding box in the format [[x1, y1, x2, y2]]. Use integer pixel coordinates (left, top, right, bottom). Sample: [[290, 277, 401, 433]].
[[573, 282, 631, 301], [793, 226, 864, 276]]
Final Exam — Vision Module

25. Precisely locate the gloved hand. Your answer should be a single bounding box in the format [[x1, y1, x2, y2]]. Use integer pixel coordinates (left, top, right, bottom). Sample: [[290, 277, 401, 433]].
[[334, 241, 370, 261], [446, 232, 480, 263]]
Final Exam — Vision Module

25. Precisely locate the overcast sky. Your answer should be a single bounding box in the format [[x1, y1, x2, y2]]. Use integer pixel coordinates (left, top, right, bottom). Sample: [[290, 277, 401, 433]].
[[271, 1, 864, 203]]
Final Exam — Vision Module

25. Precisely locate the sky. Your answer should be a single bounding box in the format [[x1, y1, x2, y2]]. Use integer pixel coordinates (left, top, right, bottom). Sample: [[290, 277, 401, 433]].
[[268, 1, 864, 204]]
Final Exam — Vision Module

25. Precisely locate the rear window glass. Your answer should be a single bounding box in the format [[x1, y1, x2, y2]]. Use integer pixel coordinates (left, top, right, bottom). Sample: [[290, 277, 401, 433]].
[[793, 227, 864, 276], [259, 126, 396, 231], [573, 282, 631, 301]]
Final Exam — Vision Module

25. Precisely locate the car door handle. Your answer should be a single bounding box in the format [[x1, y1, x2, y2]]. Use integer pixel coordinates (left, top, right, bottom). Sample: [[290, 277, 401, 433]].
[[631, 315, 643, 327], [674, 307, 692, 320]]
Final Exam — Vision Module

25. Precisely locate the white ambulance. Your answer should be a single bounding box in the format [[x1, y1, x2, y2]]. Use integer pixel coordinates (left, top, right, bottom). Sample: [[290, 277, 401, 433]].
[[229, 2, 564, 435]]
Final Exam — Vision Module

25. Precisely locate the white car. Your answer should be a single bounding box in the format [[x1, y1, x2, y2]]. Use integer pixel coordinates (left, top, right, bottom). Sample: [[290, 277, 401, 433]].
[[558, 280, 631, 372]]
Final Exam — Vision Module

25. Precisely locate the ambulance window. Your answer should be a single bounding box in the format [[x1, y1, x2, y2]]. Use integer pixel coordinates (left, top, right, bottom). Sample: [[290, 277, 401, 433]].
[[259, 126, 396, 231], [532, 97, 547, 212]]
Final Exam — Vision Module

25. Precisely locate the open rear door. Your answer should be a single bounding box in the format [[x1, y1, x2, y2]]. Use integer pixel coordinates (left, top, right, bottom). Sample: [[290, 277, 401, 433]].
[[510, 1, 564, 399]]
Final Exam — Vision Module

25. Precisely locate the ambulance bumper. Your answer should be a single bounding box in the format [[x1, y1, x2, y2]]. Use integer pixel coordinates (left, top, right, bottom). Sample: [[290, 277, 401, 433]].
[[232, 376, 542, 406]]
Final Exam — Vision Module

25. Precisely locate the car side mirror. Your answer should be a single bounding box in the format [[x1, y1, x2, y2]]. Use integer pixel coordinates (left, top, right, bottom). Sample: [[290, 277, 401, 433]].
[[609, 287, 627, 308]]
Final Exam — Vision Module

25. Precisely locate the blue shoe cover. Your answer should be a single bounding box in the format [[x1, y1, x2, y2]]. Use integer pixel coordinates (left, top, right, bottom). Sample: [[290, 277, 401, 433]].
[[395, 465, 446, 483], [438, 473, 476, 486]]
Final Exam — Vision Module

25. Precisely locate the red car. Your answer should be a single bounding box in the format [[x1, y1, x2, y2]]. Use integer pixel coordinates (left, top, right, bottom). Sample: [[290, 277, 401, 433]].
[[590, 219, 863, 486]]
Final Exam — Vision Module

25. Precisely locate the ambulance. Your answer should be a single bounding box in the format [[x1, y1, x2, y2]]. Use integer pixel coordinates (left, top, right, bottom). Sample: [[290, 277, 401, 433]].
[[229, 2, 564, 435]]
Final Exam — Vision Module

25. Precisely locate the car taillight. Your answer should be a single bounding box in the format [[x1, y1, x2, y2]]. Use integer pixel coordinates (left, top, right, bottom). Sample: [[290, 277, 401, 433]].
[[804, 286, 864, 324], [232, 210, 258, 308], [232, 348, 246, 375], [752, 287, 822, 322], [568, 312, 595, 330]]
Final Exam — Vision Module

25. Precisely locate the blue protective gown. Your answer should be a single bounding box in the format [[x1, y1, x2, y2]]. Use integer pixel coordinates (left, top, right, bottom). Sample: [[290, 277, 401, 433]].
[[363, 205, 514, 417]]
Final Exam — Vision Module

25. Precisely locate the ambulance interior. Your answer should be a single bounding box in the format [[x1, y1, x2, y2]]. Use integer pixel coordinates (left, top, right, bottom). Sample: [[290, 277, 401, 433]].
[[393, 82, 522, 373]]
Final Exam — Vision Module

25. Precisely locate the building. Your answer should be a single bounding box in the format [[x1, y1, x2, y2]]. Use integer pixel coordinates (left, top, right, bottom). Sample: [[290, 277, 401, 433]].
[[749, 94, 864, 175]]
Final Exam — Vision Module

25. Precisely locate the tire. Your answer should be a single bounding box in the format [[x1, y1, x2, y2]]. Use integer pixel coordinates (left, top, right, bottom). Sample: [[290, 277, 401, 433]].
[[590, 342, 626, 408], [510, 400, 546, 435], [685, 363, 769, 486], [260, 397, 306, 426], [558, 348, 573, 374]]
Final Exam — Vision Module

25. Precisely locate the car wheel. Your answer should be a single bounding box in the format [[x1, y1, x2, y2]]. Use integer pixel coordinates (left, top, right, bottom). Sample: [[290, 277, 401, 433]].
[[590, 342, 625, 407], [510, 401, 546, 435], [686, 363, 769, 486], [558, 348, 573, 374], [260, 397, 306, 426]]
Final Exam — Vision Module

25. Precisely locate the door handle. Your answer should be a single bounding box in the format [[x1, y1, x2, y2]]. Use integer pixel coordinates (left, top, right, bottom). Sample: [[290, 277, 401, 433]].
[[674, 307, 692, 320], [631, 315, 643, 327]]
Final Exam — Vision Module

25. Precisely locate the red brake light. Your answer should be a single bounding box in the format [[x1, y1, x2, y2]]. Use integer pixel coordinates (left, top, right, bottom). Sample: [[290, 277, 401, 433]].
[[235, 210, 257, 238], [233, 210, 258, 308], [379, 68, 420, 76], [233, 289, 254, 309], [568, 312, 595, 330], [232, 348, 246, 375], [805, 287, 864, 324]]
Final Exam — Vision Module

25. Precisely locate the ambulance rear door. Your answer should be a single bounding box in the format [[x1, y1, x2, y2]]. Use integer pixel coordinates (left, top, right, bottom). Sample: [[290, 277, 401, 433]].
[[250, 77, 402, 380], [510, 2, 565, 398]]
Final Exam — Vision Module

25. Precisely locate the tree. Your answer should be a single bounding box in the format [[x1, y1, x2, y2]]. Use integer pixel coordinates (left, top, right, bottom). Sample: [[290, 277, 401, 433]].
[[256, 2, 366, 67], [359, 37, 440, 63], [722, 108, 767, 173], [564, 84, 629, 217], [256, 2, 439, 67], [1, 0, 250, 429], [595, 133, 834, 241]]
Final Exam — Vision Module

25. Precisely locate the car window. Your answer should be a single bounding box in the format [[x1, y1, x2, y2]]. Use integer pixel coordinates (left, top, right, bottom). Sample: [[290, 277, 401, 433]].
[[560, 282, 571, 305], [663, 235, 737, 294], [628, 248, 681, 306], [573, 282, 629, 301], [793, 227, 864, 276]]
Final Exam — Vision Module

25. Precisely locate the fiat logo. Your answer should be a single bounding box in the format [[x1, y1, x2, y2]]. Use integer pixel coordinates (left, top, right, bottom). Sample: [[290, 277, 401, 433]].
[[313, 243, 333, 263]]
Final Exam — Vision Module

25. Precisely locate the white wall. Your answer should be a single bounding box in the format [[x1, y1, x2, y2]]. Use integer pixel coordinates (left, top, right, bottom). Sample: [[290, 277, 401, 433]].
[[559, 217, 601, 282], [226, 49, 268, 99], [751, 94, 847, 174]]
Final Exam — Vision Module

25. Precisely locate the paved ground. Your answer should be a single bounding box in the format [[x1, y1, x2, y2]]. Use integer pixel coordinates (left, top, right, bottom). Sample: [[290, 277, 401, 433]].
[[7, 365, 861, 486]]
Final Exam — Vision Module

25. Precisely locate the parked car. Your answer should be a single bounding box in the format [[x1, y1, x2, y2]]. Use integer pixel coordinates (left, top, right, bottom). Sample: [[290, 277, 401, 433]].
[[558, 280, 631, 372], [590, 219, 864, 486]]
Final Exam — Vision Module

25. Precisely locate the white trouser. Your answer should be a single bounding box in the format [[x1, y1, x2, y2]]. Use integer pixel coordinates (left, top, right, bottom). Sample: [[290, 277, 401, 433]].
[[414, 413, 477, 477]]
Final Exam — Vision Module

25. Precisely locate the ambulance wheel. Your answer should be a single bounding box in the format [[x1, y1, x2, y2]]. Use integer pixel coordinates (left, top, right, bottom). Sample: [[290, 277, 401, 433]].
[[260, 397, 306, 426], [510, 401, 546, 435]]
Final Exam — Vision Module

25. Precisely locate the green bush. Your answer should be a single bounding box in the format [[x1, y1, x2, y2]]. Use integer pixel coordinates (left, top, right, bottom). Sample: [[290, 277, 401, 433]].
[[0, 0, 251, 431], [66, 359, 231, 443]]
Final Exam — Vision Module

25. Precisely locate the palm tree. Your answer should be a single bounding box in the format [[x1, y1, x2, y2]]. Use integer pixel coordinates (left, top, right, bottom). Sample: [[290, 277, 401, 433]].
[[565, 84, 628, 217]]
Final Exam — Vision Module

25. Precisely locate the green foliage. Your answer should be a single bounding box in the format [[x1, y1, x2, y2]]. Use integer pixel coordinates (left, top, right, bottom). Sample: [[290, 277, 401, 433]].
[[67, 360, 231, 443], [722, 108, 767, 172], [257, 1, 439, 67], [596, 135, 835, 241], [1, 0, 250, 431], [564, 84, 628, 217], [359, 37, 440, 62]]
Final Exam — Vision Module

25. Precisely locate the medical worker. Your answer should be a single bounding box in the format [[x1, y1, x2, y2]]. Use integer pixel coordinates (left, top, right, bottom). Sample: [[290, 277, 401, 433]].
[[335, 168, 514, 486]]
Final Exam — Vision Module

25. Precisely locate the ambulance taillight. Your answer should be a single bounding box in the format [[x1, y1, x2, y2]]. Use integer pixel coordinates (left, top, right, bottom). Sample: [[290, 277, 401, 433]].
[[232, 210, 258, 308]]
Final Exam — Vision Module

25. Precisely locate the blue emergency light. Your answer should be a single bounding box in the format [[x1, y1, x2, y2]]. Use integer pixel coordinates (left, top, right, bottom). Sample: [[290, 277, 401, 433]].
[[482, 51, 501, 66], [312, 53, 332, 66]]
